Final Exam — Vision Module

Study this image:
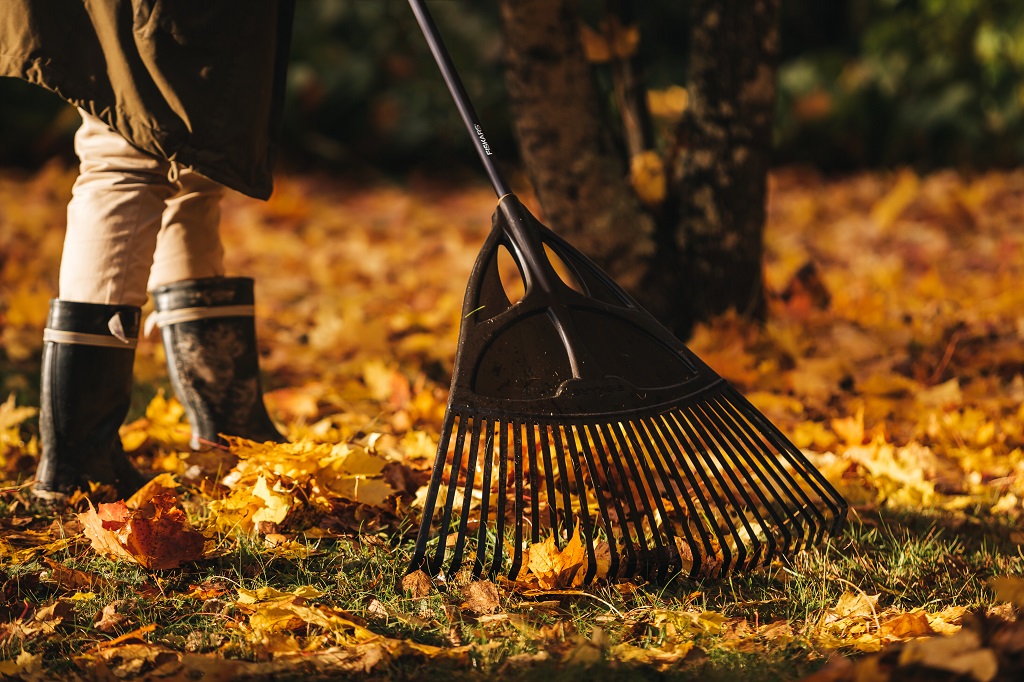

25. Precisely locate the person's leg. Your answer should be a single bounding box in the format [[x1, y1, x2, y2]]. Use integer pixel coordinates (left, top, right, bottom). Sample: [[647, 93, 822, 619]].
[[147, 167, 226, 289], [147, 169, 285, 448], [60, 111, 176, 305], [37, 111, 175, 497]]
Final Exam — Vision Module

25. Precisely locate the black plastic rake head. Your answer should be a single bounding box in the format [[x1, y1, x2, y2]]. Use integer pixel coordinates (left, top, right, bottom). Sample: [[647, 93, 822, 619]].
[[405, 0, 848, 584], [408, 196, 847, 583]]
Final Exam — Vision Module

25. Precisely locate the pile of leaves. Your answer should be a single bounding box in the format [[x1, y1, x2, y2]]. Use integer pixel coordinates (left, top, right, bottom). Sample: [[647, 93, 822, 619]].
[[0, 163, 1023, 680]]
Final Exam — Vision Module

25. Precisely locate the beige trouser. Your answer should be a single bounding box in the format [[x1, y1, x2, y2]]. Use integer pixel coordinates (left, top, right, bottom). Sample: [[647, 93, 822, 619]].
[[60, 110, 226, 307]]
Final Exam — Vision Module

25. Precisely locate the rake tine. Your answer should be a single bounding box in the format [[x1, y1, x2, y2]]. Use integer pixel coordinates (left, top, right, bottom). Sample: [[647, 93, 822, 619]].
[[584, 423, 643, 578], [711, 394, 819, 550], [726, 387, 846, 541], [539, 424, 563, 536], [567, 427, 619, 579], [490, 420, 510, 577], [695, 400, 788, 562], [449, 416, 484, 570], [683, 404, 771, 570], [554, 425, 599, 583], [509, 421, 527, 580], [619, 420, 681, 580], [647, 411, 720, 577], [634, 413, 708, 573], [604, 421, 672, 581], [526, 421, 542, 543], [632, 419, 691, 572], [410, 410, 455, 575], [662, 409, 743, 573], [724, 391, 835, 540], [429, 413, 472, 574], [473, 421, 496, 578]]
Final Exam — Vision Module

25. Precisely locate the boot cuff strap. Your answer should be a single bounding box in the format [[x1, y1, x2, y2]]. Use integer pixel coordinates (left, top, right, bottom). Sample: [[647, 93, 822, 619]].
[[43, 329, 138, 350], [144, 304, 256, 336]]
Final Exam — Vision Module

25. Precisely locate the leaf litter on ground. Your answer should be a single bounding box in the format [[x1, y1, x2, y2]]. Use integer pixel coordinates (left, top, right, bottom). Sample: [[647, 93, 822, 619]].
[[0, 165, 1023, 678]]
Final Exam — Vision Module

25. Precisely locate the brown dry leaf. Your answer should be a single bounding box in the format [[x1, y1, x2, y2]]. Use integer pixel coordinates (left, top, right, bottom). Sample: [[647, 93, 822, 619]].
[[818, 592, 883, 651], [94, 600, 134, 633], [650, 609, 727, 639], [610, 640, 694, 668], [401, 570, 433, 598], [84, 642, 181, 679], [41, 558, 106, 591], [928, 605, 968, 635], [461, 580, 501, 614], [562, 627, 609, 667], [25, 599, 73, 637], [236, 585, 378, 643], [830, 591, 880, 621], [78, 494, 205, 570]]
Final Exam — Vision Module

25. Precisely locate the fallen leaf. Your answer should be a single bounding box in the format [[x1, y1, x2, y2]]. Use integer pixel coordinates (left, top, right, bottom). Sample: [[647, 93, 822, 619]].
[[78, 494, 205, 570], [461, 580, 501, 614], [879, 611, 933, 640], [401, 570, 433, 599]]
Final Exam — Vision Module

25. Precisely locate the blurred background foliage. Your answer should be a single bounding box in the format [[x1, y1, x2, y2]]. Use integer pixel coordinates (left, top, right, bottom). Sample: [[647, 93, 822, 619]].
[[1, 0, 1023, 171]]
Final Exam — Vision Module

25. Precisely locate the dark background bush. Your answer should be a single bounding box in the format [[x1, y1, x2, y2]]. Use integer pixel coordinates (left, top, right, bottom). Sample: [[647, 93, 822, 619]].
[[1, 0, 1022, 172]]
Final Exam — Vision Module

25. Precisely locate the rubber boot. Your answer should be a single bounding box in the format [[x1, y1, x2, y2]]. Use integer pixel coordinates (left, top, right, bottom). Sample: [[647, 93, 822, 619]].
[[150, 277, 285, 449], [35, 300, 146, 498]]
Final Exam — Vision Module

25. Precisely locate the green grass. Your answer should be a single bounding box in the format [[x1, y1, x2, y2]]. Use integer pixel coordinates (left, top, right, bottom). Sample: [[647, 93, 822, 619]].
[[3, 496, 1016, 680]]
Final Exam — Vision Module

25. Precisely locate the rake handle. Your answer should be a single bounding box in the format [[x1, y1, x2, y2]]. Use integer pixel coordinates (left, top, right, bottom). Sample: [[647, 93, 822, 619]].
[[408, 0, 512, 198], [408, 0, 593, 378]]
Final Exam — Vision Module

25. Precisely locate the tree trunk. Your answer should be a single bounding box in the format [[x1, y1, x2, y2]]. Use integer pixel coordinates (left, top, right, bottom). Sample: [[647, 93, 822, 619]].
[[644, 0, 779, 336], [499, 0, 779, 339], [498, 0, 653, 290]]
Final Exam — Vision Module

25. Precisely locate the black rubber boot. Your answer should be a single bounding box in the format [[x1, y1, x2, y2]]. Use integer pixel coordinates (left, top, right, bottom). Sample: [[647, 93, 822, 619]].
[[150, 277, 285, 450], [35, 300, 146, 498]]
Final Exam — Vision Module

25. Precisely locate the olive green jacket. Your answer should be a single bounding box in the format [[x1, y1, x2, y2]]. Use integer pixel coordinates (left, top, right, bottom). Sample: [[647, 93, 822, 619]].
[[0, 1, 294, 199]]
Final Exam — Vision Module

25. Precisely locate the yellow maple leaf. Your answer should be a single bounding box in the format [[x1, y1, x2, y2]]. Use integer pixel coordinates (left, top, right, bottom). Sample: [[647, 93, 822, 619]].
[[647, 86, 689, 121], [831, 405, 865, 447], [630, 151, 667, 207], [526, 528, 603, 589], [252, 475, 293, 527], [119, 391, 192, 453], [237, 585, 377, 643]]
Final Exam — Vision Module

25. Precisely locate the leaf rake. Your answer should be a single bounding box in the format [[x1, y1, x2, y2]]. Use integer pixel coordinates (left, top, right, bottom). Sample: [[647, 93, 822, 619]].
[[406, 0, 847, 583]]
